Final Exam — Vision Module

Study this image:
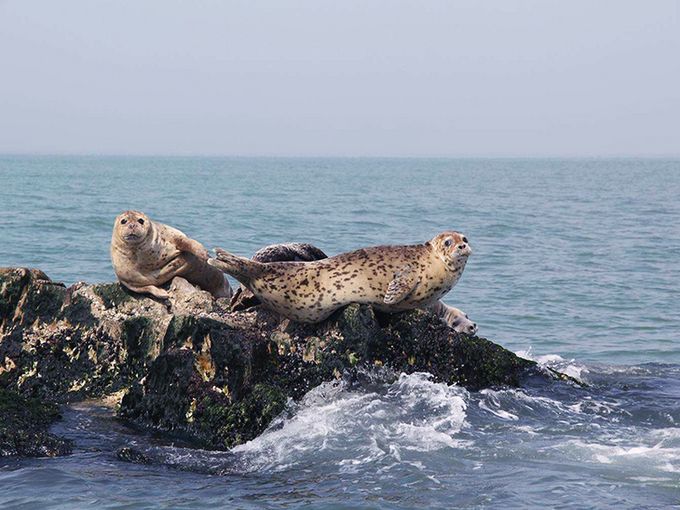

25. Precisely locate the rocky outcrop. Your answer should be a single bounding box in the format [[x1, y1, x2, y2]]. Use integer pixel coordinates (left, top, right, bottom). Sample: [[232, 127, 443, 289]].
[[0, 267, 547, 453], [0, 387, 72, 457]]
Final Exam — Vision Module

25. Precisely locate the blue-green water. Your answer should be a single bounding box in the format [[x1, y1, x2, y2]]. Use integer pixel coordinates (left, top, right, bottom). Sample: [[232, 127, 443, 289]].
[[1, 156, 679, 508]]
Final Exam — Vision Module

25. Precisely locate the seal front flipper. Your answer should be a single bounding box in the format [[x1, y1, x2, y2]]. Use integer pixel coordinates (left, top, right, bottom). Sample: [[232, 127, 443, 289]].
[[208, 248, 266, 283], [155, 256, 192, 280], [384, 264, 419, 305]]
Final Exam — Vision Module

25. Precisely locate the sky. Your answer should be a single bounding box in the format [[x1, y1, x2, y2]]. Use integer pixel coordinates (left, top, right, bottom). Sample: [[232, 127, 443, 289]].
[[0, 0, 678, 157]]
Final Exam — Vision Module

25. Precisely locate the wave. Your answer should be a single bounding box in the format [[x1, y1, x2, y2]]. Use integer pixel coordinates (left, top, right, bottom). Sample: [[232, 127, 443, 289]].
[[231, 372, 469, 473]]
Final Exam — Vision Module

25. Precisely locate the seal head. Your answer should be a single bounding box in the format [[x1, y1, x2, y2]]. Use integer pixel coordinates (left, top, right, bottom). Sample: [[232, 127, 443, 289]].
[[430, 231, 471, 271], [114, 210, 153, 245]]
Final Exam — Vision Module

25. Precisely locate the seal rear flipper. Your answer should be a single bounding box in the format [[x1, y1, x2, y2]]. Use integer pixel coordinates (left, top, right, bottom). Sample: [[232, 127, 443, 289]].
[[208, 248, 265, 282], [383, 264, 419, 305]]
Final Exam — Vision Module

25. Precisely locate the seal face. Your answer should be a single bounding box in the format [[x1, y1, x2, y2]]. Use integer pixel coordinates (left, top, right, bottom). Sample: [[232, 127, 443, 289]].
[[210, 231, 471, 323], [110, 210, 231, 300], [429, 301, 478, 335]]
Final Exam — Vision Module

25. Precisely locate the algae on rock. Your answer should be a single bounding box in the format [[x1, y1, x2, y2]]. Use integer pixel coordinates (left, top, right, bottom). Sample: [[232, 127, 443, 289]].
[[0, 387, 72, 457]]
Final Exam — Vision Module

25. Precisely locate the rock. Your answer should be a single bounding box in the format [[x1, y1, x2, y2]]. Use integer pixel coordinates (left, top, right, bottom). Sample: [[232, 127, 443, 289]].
[[117, 446, 152, 465], [0, 387, 72, 457], [0, 266, 551, 452]]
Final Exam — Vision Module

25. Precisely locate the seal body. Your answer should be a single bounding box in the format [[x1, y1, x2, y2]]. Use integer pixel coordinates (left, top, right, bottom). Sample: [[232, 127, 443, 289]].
[[111, 210, 231, 300], [229, 241, 477, 334], [210, 232, 470, 323], [230, 243, 328, 311]]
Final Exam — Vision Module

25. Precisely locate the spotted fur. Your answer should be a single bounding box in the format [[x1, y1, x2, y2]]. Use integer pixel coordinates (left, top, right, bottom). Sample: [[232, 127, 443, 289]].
[[209, 231, 471, 323]]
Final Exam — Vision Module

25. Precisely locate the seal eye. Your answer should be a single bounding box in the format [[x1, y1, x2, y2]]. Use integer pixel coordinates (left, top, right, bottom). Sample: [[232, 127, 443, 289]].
[[137, 218, 145, 225], [120, 219, 127, 225], [444, 239, 452, 247], [462, 237, 468, 244]]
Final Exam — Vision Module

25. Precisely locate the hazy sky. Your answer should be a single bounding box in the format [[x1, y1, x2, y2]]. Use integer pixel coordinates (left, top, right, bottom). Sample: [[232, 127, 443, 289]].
[[0, 0, 678, 157]]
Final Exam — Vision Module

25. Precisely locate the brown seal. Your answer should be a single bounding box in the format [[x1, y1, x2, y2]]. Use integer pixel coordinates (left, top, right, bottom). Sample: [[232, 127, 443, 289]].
[[110, 210, 231, 300], [209, 232, 471, 324]]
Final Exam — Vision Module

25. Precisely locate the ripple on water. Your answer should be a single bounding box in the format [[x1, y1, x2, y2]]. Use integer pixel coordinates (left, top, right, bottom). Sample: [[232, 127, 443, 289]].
[[1, 157, 680, 508]]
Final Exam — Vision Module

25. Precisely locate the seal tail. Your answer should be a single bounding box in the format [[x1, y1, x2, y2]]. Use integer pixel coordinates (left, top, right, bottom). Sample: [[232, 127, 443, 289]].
[[208, 248, 265, 282]]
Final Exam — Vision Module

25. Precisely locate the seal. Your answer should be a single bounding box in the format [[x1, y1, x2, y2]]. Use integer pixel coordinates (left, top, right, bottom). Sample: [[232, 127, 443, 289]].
[[229, 242, 477, 334], [429, 301, 477, 335], [110, 210, 231, 300], [209, 231, 471, 324], [230, 243, 328, 311]]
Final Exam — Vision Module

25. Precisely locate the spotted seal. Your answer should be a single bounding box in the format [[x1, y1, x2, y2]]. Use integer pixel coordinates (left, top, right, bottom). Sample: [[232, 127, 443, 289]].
[[229, 243, 327, 311], [110, 210, 231, 300], [229, 241, 477, 334], [209, 232, 471, 324]]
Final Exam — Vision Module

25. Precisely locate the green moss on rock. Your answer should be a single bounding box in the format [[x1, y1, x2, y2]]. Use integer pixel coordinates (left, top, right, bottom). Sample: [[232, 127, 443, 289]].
[[121, 317, 155, 358], [194, 383, 287, 449], [373, 309, 537, 389], [59, 292, 95, 325], [91, 283, 133, 309], [0, 388, 72, 457], [0, 268, 66, 327], [0, 269, 30, 323]]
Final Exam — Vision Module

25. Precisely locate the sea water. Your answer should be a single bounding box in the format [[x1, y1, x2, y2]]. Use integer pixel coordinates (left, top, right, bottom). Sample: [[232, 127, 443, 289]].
[[0, 156, 679, 508]]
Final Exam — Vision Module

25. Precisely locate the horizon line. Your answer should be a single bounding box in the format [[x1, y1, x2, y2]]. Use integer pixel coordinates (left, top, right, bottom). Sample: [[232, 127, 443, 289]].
[[1, 151, 679, 160]]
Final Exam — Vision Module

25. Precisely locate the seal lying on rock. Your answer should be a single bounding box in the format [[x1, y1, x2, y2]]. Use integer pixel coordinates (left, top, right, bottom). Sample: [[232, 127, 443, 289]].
[[210, 232, 472, 324], [229, 242, 476, 334], [428, 300, 477, 335], [111, 210, 231, 300]]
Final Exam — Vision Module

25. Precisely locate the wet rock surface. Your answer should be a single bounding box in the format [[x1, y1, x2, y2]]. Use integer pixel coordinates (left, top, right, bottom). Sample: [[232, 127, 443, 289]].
[[0, 267, 545, 454], [0, 387, 72, 457]]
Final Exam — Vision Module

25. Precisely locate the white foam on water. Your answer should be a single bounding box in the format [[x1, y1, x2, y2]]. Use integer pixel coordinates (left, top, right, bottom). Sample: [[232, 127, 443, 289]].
[[479, 387, 571, 417], [477, 389, 519, 420], [516, 346, 587, 381], [557, 428, 680, 476], [566, 397, 632, 418], [231, 372, 469, 473]]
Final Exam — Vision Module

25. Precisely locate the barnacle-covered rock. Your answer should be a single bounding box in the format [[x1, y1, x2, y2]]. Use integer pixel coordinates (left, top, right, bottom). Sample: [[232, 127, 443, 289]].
[[1, 267, 542, 453]]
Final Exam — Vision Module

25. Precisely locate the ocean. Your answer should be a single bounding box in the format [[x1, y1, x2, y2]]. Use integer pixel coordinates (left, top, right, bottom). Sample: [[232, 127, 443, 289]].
[[1, 156, 679, 508]]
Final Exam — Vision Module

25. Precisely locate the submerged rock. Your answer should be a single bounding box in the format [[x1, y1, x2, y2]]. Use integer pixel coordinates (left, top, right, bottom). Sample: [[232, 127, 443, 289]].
[[0, 388, 72, 457], [116, 446, 153, 465], [0, 266, 547, 452]]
